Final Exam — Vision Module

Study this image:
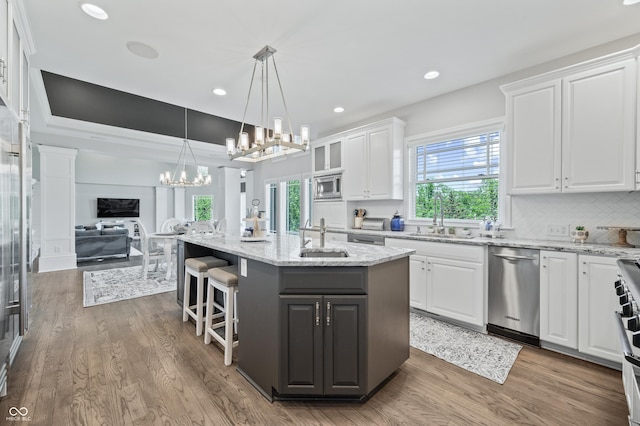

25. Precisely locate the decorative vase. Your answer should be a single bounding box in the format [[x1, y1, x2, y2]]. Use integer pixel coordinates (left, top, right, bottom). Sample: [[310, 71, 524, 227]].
[[571, 229, 589, 243]]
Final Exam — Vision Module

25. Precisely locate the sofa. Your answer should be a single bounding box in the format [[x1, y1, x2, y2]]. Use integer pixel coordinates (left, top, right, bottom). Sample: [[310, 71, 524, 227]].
[[75, 225, 131, 261]]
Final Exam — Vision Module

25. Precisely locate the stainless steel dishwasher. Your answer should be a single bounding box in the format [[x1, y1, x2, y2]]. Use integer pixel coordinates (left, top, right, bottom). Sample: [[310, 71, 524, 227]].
[[487, 246, 540, 346]]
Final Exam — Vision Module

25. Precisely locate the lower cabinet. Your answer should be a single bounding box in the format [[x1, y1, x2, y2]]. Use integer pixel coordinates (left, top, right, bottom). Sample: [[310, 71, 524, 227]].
[[540, 252, 621, 363], [426, 256, 484, 326], [409, 255, 428, 310], [540, 250, 578, 348], [279, 295, 366, 396], [386, 238, 486, 327], [578, 255, 621, 363]]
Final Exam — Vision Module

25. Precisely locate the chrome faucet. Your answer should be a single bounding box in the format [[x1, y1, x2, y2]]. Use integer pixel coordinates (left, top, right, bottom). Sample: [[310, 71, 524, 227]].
[[433, 194, 445, 233], [300, 219, 312, 249], [320, 217, 326, 248]]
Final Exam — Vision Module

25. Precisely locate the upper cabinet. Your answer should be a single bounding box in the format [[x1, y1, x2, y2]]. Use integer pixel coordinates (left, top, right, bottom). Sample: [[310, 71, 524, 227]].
[[342, 118, 405, 200], [312, 137, 343, 174], [0, 0, 8, 101], [503, 52, 638, 194]]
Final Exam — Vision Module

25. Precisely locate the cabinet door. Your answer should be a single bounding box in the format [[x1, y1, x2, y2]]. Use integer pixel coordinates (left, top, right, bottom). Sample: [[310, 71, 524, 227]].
[[409, 254, 427, 310], [506, 80, 561, 194], [578, 256, 621, 363], [323, 296, 366, 395], [313, 144, 326, 172], [562, 59, 636, 192], [367, 126, 392, 199], [280, 295, 323, 395], [343, 132, 367, 200], [8, 19, 18, 114], [426, 257, 484, 326], [540, 251, 578, 348], [328, 140, 342, 170], [0, 0, 8, 101]]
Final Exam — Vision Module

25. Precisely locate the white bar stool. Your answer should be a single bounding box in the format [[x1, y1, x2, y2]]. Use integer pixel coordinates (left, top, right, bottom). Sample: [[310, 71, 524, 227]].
[[183, 256, 229, 336], [204, 265, 239, 366]]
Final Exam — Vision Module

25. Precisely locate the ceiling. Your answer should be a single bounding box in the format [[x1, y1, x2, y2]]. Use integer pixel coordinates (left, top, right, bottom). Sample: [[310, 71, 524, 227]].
[[22, 0, 640, 166]]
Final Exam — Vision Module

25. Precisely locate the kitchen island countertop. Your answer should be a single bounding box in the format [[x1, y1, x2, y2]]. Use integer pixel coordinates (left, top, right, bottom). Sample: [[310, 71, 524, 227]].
[[178, 233, 414, 267]]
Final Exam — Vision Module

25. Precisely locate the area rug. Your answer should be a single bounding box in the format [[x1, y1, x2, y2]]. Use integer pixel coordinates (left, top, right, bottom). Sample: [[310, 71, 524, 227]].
[[410, 312, 522, 384], [83, 264, 176, 307]]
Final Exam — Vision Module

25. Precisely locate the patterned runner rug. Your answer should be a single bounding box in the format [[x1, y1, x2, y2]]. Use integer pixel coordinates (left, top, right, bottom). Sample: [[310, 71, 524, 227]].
[[410, 312, 522, 384], [83, 264, 176, 307]]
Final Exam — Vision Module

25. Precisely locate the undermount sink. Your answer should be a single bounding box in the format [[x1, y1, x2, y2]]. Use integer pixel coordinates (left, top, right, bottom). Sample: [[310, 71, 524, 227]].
[[299, 248, 350, 258]]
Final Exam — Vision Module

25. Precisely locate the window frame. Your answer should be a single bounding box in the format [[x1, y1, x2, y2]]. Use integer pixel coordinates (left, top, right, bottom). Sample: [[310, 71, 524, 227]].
[[264, 173, 312, 235], [405, 117, 510, 228]]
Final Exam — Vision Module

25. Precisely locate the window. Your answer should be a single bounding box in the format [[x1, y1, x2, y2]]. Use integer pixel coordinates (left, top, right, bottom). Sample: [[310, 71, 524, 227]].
[[265, 174, 312, 235], [193, 195, 213, 221], [410, 120, 502, 223], [285, 179, 301, 233]]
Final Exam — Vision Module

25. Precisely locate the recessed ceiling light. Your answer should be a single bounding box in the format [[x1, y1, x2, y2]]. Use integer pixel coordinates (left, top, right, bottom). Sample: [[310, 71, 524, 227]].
[[79, 2, 108, 20], [623, 0, 640, 5], [424, 71, 440, 80], [334, 106, 345, 113], [126, 41, 159, 59], [213, 88, 227, 96]]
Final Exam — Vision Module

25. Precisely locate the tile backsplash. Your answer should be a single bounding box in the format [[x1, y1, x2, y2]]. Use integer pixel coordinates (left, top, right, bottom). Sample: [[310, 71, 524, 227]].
[[510, 192, 640, 245]]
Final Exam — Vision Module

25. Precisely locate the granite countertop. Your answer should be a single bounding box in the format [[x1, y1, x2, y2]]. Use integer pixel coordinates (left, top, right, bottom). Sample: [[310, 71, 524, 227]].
[[179, 233, 415, 267], [307, 227, 640, 258]]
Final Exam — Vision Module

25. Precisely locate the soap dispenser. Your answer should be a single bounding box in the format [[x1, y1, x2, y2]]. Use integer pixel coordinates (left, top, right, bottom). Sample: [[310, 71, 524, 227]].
[[391, 210, 405, 231]]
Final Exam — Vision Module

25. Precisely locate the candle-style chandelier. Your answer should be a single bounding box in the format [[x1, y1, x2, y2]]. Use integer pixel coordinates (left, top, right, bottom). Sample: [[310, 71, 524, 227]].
[[160, 109, 212, 186], [226, 45, 310, 162]]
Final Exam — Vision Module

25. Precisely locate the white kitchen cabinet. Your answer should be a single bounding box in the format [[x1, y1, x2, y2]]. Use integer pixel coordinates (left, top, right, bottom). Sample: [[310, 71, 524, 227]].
[[578, 255, 621, 363], [505, 80, 561, 194], [409, 254, 427, 310], [562, 60, 636, 192], [312, 201, 346, 229], [539, 250, 578, 349], [343, 118, 404, 200], [312, 137, 342, 174], [426, 256, 484, 327], [386, 238, 485, 327], [8, 18, 18, 115], [0, 0, 8, 102], [503, 54, 637, 194]]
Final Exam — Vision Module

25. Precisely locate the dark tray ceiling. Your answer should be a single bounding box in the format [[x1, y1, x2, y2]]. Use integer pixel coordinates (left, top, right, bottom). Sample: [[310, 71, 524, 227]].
[[41, 71, 250, 146]]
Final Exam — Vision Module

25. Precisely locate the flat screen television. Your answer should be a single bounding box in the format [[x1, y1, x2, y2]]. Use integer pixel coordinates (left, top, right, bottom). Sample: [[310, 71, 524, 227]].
[[97, 197, 140, 218]]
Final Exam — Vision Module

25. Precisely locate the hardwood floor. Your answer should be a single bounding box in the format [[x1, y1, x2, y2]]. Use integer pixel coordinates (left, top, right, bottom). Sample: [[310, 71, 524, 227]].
[[0, 268, 628, 425]]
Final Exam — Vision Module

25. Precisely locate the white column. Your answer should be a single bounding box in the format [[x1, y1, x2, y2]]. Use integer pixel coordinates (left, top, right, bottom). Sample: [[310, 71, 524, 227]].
[[215, 167, 241, 233], [174, 187, 186, 221], [37, 145, 78, 272], [155, 186, 168, 232]]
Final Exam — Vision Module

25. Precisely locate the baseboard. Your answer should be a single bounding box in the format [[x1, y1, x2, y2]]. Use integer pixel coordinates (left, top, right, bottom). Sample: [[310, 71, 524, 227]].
[[38, 254, 77, 272]]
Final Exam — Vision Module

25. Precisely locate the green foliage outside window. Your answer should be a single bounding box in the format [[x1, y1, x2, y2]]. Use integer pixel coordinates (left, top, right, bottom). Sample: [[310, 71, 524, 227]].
[[194, 195, 213, 221], [287, 180, 300, 233], [415, 179, 498, 220]]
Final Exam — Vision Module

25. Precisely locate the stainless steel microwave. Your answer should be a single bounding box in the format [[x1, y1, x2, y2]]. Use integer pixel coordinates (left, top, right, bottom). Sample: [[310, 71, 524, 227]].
[[314, 173, 342, 200]]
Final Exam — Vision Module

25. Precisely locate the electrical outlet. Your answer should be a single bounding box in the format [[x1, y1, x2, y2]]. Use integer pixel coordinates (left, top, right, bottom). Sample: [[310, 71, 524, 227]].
[[546, 224, 569, 236]]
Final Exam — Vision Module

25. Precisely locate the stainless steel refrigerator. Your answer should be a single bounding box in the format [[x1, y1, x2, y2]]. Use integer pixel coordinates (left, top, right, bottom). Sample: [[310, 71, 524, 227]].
[[0, 99, 31, 397]]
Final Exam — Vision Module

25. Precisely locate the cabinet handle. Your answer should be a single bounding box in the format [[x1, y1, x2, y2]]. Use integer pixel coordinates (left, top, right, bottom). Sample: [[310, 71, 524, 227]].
[[315, 301, 320, 326], [326, 301, 331, 326]]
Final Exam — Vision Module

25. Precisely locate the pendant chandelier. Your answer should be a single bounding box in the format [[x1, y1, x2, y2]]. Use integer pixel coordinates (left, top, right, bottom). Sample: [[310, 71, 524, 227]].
[[226, 45, 310, 163], [159, 109, 212, 186]]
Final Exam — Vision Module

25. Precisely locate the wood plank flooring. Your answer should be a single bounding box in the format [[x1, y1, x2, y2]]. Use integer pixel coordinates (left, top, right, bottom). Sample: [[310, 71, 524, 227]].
[[0, 268, 628, 425]]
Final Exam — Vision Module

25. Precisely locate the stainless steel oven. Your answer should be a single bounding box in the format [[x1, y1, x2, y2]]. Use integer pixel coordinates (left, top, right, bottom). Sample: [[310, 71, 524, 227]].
[[615, 258, 640, 425], [313, 173, 342, 200]]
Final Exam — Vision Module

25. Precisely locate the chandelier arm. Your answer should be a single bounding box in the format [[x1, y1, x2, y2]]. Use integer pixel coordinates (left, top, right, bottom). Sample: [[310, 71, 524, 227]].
[[264, 57, 268, 135], [171, 142, 187, 182], [187, 140, 200, 170], [271, 56, 295, 138], [240, 61, 259, 136]]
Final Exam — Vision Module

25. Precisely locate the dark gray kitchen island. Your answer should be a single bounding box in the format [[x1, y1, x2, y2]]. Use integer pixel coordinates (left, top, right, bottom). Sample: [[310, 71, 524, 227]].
[[177, 233, 414, 401]]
